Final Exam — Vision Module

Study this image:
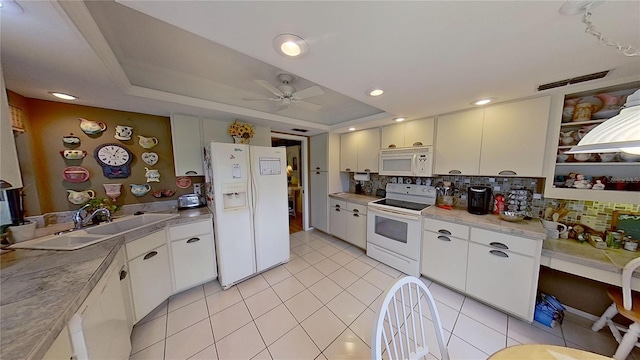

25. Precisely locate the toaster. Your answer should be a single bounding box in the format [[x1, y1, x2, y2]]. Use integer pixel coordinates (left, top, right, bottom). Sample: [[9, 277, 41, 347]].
[[178, 193, 206, 209]]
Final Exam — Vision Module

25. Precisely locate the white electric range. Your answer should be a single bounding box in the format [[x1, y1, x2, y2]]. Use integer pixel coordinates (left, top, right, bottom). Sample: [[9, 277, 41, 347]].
[[367, 183, 436, 276]]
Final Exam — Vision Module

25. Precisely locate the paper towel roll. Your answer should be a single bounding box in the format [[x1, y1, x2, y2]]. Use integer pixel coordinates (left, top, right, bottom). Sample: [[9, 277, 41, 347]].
[[354, 172, 370, 181]]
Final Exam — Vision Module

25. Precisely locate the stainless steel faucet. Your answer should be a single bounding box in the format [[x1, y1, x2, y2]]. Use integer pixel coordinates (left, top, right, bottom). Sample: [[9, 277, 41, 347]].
[[72, 204, 112, 230]]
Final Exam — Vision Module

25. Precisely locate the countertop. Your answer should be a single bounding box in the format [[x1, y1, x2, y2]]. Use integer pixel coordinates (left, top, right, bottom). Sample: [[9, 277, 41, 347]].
[[328, 192, 380, 206], [0, 207, 212, 360]]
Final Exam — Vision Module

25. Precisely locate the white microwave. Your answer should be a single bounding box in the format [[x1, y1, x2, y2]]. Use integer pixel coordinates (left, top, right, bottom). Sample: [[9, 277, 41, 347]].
[[379, 146, 433, 177]]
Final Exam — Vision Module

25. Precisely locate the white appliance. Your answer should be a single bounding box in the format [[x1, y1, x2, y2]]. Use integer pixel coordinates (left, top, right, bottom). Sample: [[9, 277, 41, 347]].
[[204, 142, 289, 289], [379, 146, 433, 177], [367, 183, 436, 276]]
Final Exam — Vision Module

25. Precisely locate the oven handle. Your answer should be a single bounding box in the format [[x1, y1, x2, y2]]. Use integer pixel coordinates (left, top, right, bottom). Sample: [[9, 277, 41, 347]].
[[368, 206, 420, 221]]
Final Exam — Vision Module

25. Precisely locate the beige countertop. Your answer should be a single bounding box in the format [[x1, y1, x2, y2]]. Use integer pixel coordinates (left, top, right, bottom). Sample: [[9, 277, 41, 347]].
[[422, 206, 546, 240], [0, 208, 212, 360], [328, 192, 381, 206]]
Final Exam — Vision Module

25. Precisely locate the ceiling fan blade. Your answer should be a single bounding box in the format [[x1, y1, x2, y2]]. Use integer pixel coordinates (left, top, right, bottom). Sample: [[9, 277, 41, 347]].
[[293, 100, 322, 112], [255, 80, 284, 97], [292, 85, 324, 100], [242, 97, 281, 101], [276, 102, 290, 111]]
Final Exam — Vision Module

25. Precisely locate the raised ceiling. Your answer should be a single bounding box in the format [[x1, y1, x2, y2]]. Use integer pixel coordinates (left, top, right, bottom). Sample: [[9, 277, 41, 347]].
[[1, 0, 639, 136]]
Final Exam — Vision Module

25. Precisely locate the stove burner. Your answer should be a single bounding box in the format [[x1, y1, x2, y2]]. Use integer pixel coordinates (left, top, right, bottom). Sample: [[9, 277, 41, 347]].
[[372, 198, 429, 212]]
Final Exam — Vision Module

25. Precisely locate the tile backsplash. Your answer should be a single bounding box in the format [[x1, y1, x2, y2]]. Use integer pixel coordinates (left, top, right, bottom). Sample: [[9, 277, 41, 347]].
[[349, 174, 639, 231]]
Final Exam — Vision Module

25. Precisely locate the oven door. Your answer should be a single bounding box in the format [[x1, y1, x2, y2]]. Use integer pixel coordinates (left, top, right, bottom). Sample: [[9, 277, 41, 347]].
[[367, 206, 421, 260]]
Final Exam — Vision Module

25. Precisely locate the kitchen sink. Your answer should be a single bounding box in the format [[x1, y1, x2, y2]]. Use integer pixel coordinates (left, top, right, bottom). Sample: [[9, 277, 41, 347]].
[[10, 213, 179, 250], [84, 213, 179, 235]]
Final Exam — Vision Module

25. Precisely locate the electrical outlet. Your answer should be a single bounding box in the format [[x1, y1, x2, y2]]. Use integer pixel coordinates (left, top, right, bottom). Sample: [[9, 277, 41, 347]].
[[493, 186, 501, 191], [193, 183, 202, 195], [489, 178, 496, 182], [533, 193, 542, 200]]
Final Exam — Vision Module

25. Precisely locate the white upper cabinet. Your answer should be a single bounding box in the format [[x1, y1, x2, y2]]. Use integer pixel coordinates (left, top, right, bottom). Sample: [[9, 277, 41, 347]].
[[340, 132, 359, 172], [171, 114, 204, 176], [434, 109, 484, 175], [1, 68, 22, 188], [480, 96, 551, 177], [310, 133, 328, 171], [340, 128, 380, 172], [381, 117, 435, 149], [434, 97, 550, 177]]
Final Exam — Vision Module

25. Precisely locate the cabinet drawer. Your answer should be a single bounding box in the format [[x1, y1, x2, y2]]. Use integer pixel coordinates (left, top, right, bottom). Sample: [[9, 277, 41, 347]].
[[168, 219, 212, 240], [330, 199, 347, 209], [423, 218, 469, 240], [347, 202, 367, 215], [470, 227, 538, 256], [126, 230, 167, 260]]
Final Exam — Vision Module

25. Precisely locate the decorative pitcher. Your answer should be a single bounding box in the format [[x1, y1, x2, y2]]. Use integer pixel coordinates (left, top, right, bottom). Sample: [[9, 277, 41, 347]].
[[138, 135, 158, 149], [130, 184, 151, 197], [144, 167, 160, 182], [79, 118, 107, 135], [67, 189, 95, 204]]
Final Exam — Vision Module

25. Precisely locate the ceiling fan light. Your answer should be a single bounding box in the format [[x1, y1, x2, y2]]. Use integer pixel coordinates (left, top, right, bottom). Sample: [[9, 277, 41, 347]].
[[567, 89, 640, 154], [273, 34, 308, 58]]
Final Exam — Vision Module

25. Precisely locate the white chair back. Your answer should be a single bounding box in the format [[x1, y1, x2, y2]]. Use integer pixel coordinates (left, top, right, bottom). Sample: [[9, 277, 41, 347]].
[[372, 276, 450, 360], [622, 257, 640, 310]]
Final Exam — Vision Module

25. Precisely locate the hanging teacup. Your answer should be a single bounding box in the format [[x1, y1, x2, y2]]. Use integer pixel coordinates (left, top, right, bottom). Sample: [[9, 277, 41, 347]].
[[144, 167, 160, 182]]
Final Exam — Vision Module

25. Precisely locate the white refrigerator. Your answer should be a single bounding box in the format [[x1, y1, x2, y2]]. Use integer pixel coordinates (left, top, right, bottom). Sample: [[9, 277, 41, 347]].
[[204, 142, 289, 289]]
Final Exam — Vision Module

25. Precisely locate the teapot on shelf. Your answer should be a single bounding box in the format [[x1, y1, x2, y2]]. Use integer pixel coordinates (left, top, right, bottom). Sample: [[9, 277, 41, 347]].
[[67, 189, 95, 205], [559, 130, 576, 146]]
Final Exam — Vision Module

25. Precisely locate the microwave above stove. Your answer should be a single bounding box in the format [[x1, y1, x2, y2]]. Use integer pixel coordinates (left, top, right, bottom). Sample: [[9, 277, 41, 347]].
[[379, 146, 433, 177]]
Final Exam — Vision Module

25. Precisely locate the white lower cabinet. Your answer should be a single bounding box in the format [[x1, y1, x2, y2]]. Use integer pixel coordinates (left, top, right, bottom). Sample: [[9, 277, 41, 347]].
[[126, 230, 173, 322], [465, 228, 541, 321], [329, 198, 367, 249], [43, 326, 73, 360], [68, 248, 131, 360], [421, 219, 469, 292], [169, 219, 217, 292]]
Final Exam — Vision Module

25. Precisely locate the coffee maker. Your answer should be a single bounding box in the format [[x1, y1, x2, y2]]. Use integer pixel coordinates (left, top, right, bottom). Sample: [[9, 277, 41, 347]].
[[0, 182, 24, 226], [467, 186, 493, 215]]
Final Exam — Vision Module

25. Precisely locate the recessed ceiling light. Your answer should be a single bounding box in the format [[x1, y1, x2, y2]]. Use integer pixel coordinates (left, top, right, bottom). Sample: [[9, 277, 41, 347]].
[[394, 117, 406, 122], [0, 0, 23, 14], [369, 89, 384, 97], [473, 98, 494, 106], [348, 127, 356, 131], [273, 34, 308, 58], [50, 92, 77, 100]]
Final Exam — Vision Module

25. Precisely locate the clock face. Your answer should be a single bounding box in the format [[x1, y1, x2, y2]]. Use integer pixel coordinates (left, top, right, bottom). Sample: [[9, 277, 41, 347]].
[[94, 144, 133, 179], [97, 144, 131, 166]]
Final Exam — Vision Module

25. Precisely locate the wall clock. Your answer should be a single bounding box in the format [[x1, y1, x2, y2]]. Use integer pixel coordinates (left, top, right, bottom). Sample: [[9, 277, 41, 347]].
[[94, 143, 133, 178]]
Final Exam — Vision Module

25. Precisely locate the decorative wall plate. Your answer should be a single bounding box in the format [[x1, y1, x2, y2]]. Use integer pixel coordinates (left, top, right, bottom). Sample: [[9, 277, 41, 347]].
[[176, 176, 192, 189], [141, 152, 158, 166], [62, 166, 90, 183]]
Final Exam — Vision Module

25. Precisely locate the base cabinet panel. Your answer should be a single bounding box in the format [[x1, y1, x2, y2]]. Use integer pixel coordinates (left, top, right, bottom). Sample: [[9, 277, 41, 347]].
[[170, 220, 217, 292], [347, 211, 367, 249], [421, 230, 468, 292], [466, 242, 535, 319], [128, 233, 173, 322]]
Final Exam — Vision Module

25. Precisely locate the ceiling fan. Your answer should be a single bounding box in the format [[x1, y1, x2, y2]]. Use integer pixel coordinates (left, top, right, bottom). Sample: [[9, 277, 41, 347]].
[[245, 73, 324, 111]]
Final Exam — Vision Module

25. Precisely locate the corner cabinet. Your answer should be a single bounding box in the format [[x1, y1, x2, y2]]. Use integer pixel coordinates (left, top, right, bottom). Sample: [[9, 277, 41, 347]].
[[434, 97, 551, 177], [544, 80, 640, 204], [171, 114, 204, 176]]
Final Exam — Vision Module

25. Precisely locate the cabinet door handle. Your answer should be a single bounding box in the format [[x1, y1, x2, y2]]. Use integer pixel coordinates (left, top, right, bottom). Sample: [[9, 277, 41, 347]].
[[315, 167, 320, 170], [448, 170, 462, 175], [187, 237, 200, 244], [438, 229, 452, 235], [186, 170, 198, 175], [352, 209, 359, 213], [498, 170, 517, 176], [437, 235, 451, 242], [316, 171, 320, 174], [119, 269, 128, 281], [364, 169, 371, 172], [345, 168, 352, 172], [335, 204, 341, 208], [489, 242, 509, 250], [335, 208, 341, 212], [353, 213, 359, 217], [143, 251, 158, 260], [490, 250, 509, 258]]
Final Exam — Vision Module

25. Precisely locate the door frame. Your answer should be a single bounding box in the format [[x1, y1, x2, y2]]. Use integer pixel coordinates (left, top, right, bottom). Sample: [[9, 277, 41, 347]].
[[271, 132, 310, 231]]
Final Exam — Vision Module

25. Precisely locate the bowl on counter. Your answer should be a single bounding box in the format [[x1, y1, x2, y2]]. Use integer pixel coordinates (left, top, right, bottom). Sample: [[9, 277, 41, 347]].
[[499, 211, 525, 222]]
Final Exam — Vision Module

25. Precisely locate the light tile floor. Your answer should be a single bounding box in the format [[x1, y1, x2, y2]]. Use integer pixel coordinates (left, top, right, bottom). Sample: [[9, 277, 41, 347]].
[[129, 230, 634, 360]]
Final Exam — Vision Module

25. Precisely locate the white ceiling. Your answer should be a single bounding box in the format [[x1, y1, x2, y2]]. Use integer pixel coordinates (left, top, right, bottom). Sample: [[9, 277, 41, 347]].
[[1, 0, 639, 136]]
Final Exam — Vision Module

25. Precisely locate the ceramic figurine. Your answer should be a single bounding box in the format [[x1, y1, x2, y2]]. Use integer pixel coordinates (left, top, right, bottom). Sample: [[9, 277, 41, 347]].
[[114, 125, 133, 141], [138, 135, 158, 149], [62, 134, 80, 145], [572, 174, 592, 189], [592, 180, 605, 190], [60, 149, 87, 160]]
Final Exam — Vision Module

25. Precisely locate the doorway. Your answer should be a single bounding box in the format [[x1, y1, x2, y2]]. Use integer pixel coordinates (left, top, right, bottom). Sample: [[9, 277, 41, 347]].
[[271, 133, 309, 234]]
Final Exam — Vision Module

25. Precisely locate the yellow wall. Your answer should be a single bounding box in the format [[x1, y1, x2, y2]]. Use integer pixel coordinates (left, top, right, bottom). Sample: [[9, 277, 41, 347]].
[[9, 93, 203, 215]]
